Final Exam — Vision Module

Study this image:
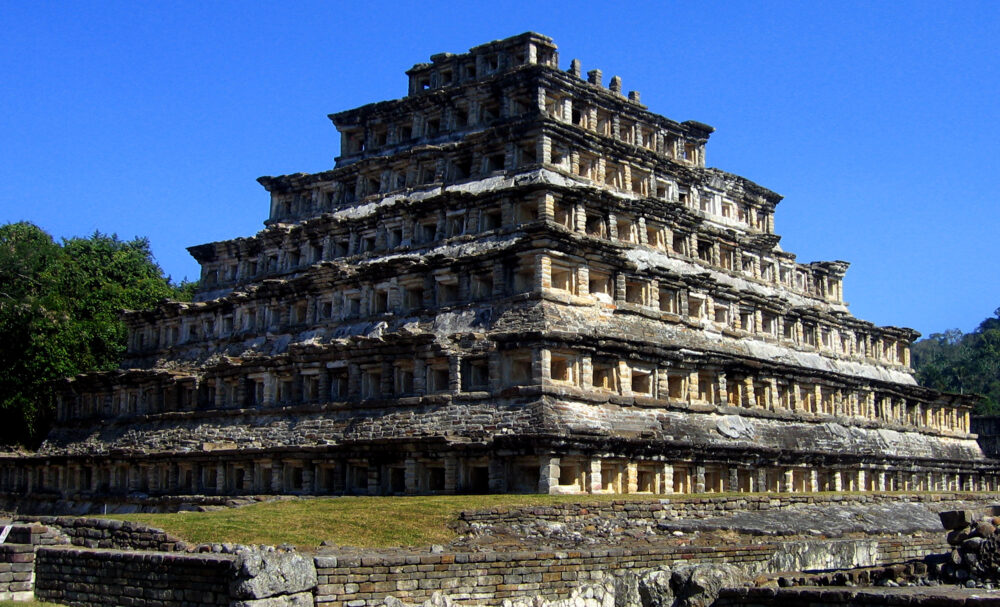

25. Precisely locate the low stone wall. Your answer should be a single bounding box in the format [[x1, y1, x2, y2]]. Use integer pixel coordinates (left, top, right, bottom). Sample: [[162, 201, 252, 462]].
[[0, 523, 62, 600], [15, 515, 184, 551], [10, 496, 990, 607], [2, 523, 57, 546], [5, 522, 956, 607], [0, 492, 268, 516], [312, 537, 946, 607], [34, 546, 235, 607], [0, 543, 35, 601], [33, 544, 317, 607], [458, 492, 999, 527]]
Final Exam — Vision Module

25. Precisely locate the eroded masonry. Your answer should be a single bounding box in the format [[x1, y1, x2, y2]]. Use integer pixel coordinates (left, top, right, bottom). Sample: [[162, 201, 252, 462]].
[[9, 33, 995, 504]]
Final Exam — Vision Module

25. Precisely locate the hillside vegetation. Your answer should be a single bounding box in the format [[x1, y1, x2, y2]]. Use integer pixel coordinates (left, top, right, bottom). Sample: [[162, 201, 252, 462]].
[[912, 308, 1000, 415]]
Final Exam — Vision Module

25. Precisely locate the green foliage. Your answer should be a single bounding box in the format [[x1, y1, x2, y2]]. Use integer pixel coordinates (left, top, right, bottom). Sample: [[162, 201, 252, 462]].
[[0, 223, 64, 446], [171, 278, 200, 302], [912, 308, 1000, 415], [0, 222, 190, 447]]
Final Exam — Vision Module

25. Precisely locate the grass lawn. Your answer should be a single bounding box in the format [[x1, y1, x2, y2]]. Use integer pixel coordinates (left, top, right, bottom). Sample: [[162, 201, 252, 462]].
[[104, 489, 965, 550], [0, 602, 62, 607], [107, 492, 663, 549]]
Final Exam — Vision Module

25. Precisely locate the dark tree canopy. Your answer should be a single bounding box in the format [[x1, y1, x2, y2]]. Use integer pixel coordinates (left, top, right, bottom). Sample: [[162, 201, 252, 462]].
[[912, 308, 1000, 415], [0, 222, 189, 447]]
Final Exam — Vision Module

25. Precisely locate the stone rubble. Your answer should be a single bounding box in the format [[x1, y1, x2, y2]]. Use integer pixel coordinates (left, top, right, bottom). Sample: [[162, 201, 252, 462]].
[[450, 496, 989, 551], [933, 508, 1000, 586]]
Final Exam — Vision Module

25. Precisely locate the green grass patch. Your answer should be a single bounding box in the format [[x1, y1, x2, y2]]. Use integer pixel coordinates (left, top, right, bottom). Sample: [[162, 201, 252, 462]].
[[105, 489, 979, 549], [0, 602, 62, 607], [108, 493, 664, 549]]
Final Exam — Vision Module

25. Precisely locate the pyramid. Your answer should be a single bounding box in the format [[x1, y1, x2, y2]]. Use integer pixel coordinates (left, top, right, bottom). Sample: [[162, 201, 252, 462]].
[[20, 33, 989, 505]]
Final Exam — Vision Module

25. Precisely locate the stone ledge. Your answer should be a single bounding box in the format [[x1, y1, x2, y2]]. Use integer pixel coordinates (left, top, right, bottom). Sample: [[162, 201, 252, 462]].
[[36, 544, 237, 566]]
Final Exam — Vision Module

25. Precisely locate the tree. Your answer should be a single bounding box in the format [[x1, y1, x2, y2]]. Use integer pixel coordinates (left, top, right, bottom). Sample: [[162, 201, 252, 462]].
[[912, 309, 1000, 415], [0, 223, 187, 447], [0, 223, 65, 446], [54, 232, 177, 372]]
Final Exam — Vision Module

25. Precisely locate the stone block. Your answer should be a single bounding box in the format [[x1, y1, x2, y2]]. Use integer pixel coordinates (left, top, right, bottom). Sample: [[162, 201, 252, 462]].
[[940, 510, 976, 530], [978, 521, 997, 537], [232, 548, 318, 600]]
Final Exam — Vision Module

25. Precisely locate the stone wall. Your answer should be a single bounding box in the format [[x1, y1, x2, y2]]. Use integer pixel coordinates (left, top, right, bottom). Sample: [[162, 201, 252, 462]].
[[458, 492, 999, 527], [33, 545, 317, 607], [0, 523, 62, 600], [1, 523, 62, 546], [16, 515, 185, 551], [0, 543, 36, 601], [43, 398, 539, 456], [0, 519, 316, 606], [0, 492, 263, 516], [34, 546, 235, 607], [3, 515, 958, 607], [312, 537, 945, 607]]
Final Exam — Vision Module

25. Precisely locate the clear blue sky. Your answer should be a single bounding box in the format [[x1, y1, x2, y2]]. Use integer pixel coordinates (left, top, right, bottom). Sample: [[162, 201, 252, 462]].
[[2, 1, 998, 338]]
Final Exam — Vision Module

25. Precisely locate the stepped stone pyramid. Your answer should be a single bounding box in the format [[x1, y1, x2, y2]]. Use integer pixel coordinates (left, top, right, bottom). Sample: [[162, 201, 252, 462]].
[[9, 33, 992, 505]]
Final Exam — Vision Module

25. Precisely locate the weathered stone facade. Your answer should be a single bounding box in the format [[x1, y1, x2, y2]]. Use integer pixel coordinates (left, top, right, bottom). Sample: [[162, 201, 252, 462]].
[[4, 33, 994, 506]]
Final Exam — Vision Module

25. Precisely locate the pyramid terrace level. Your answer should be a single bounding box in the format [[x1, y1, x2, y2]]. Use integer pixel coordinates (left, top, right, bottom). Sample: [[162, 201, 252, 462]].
[[5, 33, 990, 507]]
